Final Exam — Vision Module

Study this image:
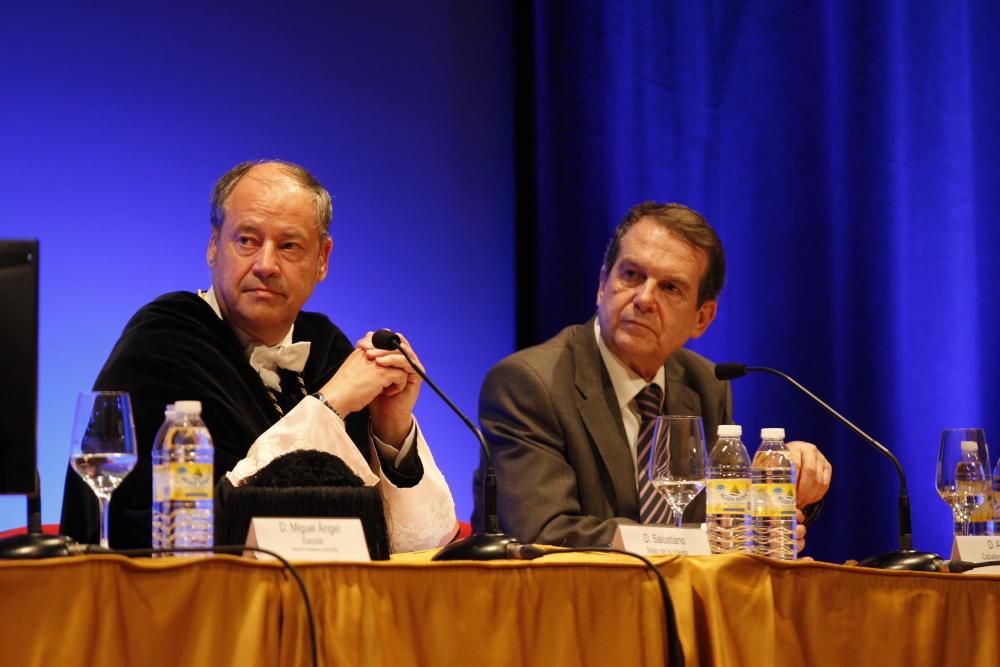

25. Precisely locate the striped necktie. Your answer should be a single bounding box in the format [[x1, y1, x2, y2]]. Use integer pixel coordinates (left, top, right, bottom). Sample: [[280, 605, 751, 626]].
[[635, 383, 671, 524]]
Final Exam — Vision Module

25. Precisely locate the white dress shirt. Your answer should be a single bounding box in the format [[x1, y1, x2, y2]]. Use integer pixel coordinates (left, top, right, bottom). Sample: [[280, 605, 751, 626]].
[[593, 319, 665, 476]]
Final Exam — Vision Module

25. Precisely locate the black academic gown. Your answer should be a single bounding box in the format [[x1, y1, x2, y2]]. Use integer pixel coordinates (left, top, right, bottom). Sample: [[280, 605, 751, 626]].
[[60, 291, 416, 548]]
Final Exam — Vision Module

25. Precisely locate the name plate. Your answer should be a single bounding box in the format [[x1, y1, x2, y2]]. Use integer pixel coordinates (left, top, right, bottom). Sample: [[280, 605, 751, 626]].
[[952, 536, 1000, 574], [611, 524, 711, 556], [245, 517, 371, 562]]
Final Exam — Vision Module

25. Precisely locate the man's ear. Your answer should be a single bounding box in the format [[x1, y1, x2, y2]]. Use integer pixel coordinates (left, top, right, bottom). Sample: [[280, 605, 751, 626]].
[[689, 299, 718, 339], [316, 237, 333, 281], [206, 230, 219, 267], [596, 265, 608, 307]]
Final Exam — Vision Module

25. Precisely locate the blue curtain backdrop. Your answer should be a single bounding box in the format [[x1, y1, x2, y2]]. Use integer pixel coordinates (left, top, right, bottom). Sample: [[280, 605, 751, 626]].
[[515, 1, 1000, 564]]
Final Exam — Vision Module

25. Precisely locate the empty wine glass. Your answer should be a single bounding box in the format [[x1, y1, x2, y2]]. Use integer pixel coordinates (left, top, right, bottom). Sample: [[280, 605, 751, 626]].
[[648, 415, 708, 528], [70, 391, 138, 548], [936, 428, 990, 537]]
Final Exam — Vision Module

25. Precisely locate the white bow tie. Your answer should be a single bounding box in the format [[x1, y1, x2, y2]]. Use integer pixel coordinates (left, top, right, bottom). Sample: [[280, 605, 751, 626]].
[[248, 341, 312, 391]]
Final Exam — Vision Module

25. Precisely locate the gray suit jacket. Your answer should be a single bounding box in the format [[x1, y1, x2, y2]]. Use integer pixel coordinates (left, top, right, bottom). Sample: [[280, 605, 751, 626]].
[[473, 317, 733, 546]]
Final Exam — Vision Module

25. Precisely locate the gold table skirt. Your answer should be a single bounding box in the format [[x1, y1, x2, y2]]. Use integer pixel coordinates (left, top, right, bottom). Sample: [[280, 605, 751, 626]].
[[1, 551, 998, 666]]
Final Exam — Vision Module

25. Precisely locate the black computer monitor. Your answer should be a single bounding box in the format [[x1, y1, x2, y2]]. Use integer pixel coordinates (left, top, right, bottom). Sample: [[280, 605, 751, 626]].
[[0, 240, 39, 495]]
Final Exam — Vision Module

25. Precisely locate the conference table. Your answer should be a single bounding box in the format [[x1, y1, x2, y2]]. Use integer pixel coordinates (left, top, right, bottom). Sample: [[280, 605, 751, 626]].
[[1, 550, 998, 666]]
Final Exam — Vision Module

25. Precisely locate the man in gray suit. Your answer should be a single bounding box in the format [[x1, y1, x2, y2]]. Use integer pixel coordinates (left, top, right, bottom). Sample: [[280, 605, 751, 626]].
[[473, 202, 831, 547]]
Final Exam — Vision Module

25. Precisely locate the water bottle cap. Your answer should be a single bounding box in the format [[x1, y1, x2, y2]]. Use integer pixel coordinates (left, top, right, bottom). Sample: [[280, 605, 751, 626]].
[[174, 400, 202, 415], [761, 427, 785, 440], [961, 440, 979, 453], [718, 424, 742, 437]]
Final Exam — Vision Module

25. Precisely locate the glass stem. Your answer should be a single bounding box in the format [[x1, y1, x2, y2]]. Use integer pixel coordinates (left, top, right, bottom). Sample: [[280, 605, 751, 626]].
[[674, 511, 684, 529], [962, 517, 971, 537], [98, 496, 110, 549]]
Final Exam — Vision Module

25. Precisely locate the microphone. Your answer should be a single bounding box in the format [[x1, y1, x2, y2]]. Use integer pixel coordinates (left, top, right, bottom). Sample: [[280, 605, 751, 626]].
[[371, 329, 401, 350], [716, 362, 943, 571], [713, 363, 749, 382], [372, 329, 521, 560]]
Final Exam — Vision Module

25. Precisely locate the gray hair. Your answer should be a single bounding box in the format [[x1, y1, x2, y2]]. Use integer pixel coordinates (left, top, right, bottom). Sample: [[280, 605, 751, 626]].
[[209, 160, 333, 238]]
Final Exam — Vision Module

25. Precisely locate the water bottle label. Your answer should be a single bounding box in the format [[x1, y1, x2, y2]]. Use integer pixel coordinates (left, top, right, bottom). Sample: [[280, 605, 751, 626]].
[[706, 478, 750, 514], [751, 483, 796, 518], [153, 465, 170, 502], [972, 493, 996, 521], [156, 462, 213, 501]]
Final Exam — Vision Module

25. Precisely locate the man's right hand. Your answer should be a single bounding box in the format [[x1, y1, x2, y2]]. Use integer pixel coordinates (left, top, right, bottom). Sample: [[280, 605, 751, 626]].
[[318, 347, 408, 417]]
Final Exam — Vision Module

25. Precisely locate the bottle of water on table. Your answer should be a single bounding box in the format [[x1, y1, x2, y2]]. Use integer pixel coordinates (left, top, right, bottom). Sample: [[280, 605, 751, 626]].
[[953, 440, 987, 535], [706, 424, 753, 554], [151, 403, 176, 551], [152, 400, 214, 554], [991, 457, 1000, 536], [751, 427, 797, 560]]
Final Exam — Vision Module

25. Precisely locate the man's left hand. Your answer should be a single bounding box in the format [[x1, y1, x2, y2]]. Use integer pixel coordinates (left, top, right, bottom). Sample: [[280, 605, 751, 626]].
[[357, 331, 423, 447], [795, 508, 807, 554], [786, 440, 832, 507]]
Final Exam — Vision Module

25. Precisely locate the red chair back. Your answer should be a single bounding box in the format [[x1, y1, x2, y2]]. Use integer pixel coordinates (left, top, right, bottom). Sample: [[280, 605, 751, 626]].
[[0, 524, 61, 540]]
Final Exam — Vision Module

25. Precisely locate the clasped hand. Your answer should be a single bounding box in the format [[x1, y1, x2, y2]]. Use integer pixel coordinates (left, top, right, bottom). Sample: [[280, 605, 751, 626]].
[[785, 440, 832, 508], [318, 331, 423, 447], [786, 440, 832, 555]]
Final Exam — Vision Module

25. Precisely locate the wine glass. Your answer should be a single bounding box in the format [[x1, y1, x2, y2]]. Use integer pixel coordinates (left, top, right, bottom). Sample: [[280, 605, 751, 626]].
[[648, 415, 708, 528], [937, 428, 990, 537], [70, 391, 138, 548]]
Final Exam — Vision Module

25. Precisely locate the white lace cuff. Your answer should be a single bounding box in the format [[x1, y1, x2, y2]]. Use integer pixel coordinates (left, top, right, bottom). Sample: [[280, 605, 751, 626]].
[[226, 396, 379, 486], [368, 422, 458, 552], [226, 396, 458, 553]]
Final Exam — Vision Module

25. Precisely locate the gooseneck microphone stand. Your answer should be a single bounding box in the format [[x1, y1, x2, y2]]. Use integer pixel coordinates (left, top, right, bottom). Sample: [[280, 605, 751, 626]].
[[715, 363, 943, 571], [371, 329, 520, 560]]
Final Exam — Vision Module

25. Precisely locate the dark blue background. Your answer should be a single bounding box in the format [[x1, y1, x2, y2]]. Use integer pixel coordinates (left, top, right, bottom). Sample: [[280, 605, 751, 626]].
[[3, 2, 998, 565]]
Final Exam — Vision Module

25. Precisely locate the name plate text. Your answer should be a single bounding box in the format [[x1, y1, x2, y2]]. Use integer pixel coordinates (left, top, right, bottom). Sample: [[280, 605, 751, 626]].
[[612, 524, 711, 557], [246, 517, 371, 562]]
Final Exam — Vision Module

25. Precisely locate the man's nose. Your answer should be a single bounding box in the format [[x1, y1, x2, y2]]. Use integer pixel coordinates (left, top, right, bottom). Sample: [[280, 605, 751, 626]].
[[253, 242, 280, 277], [633, 280, 657, 310]]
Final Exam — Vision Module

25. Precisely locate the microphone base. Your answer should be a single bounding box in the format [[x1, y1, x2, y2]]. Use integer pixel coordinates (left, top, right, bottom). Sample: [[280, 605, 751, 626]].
[[432, 532, 520, 561], [0, 532, 78, 560], [858, 549, 943, 572]]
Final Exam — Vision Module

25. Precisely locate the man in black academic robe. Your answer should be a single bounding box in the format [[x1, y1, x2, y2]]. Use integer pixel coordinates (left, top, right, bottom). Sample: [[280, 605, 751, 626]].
[[60, 160, 454, 549]]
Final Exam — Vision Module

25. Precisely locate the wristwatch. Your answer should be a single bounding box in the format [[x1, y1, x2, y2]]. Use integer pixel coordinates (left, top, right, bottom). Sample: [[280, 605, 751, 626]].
[[311, 391, 344, 421]]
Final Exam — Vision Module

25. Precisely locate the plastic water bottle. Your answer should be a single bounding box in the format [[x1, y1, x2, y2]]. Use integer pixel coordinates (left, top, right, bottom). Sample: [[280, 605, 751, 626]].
[[151, 404, 176, 550], [953, 440, 987, 535], [953, 445, 994, 536], [991, 458, 1000, 536], [706, 424, 753, 554], [961, 445, 994, 535], [152, 400, 214, 554], [751, 427, 797, 560], [971, 442, 995, 535]]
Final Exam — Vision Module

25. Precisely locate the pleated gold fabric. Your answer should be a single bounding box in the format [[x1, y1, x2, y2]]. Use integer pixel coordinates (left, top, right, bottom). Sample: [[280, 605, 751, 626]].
[[0, 555, 284, 666], [2, 551, 999, 666]]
